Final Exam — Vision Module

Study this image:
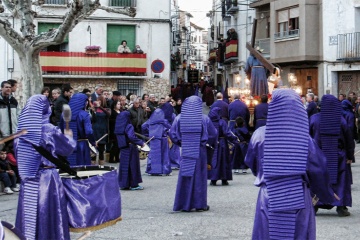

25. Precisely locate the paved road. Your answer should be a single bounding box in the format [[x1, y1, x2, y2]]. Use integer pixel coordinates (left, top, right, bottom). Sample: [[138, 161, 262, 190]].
[[1, 123, 359, 239]]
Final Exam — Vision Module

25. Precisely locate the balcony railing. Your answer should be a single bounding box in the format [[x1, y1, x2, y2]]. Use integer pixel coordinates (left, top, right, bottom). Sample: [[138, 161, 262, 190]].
[[274, 29, 300, 41], [225, 0, 238, 14], [337, 32, 360, 61], [39, 52, 147, 76], [109, 0, 136, 7], [224, 40, 238, 64], [44, 0, 67, 4]]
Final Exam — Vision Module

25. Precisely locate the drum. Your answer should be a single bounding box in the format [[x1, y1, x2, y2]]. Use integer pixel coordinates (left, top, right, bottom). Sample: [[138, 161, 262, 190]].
[[138, 143, 150, 152], [1, 221, 26, 240], [59, 166, 122, 232]]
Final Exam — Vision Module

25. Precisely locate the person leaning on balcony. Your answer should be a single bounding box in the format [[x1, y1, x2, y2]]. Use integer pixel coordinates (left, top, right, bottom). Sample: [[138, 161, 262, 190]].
[[132, 45, 144, 54], [118, 40, 131, 53], [53, 83, 72, 126], [226, 28, 238, 42]]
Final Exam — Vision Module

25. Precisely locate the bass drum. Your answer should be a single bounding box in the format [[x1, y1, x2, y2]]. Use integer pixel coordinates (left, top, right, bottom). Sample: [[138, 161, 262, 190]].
[[59, 166, 122, 232], [1, 221, 26, 240]]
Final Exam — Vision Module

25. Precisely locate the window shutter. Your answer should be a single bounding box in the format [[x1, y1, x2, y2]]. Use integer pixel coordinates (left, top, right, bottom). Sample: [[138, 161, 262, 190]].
[[290, 7, 299, 18], [278, 10, 288, 23]]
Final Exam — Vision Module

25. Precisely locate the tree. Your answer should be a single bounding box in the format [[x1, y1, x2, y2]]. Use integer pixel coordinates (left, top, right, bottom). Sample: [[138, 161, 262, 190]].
[[0, 0, 136, 106]]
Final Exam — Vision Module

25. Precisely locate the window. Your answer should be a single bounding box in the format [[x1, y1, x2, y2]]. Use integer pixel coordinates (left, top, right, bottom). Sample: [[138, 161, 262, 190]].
[[45, 0, 67, 4], [117, 79, 142, 96], [38, 22, 69, 51], [109, 0, 134, 7], [276, 7, 299, 40], [107, 25, 136, 53]]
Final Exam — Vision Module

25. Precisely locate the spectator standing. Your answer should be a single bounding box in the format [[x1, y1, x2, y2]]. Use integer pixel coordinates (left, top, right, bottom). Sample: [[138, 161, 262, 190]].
[[147, 94, 158, 117], [53, 84, 72, 126], [109, 100, 121, 163], [129, 98, 146, 133], [91, 84, 103, 103], [0, 81, 19, 136], [132, 45, 144, 54], [92, 96, 110, 165], [117, 40, 131, 53], [306, 93, 318, 119]]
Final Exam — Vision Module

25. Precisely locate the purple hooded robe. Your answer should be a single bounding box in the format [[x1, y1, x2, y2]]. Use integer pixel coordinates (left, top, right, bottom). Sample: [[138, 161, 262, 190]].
[[169, 96, 217, 211], [15, 95, 76, 240], [142, 109, 172, 175]]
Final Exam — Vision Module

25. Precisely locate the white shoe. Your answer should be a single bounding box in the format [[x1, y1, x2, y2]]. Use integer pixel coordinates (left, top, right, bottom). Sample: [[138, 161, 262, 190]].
[[16, 183, 21, 189], [234, 169, 240, 174], [242, 169, 247, 174], [11, 187, 20, 192], [4, 187, 14, 194]]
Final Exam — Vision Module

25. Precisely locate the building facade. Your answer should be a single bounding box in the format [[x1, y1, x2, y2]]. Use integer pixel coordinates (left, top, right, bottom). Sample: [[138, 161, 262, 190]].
[[1, 0, 172, 99]]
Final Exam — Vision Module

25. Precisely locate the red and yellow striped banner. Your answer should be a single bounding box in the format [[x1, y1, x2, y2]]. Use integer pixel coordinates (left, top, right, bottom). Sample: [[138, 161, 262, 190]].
[[225, 40, 238, 59], [39, 52, 147, 73]]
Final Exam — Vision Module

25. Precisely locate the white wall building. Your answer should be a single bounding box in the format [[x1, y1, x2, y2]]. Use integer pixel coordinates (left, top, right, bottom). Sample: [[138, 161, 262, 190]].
[[0, 0, 172, 97]]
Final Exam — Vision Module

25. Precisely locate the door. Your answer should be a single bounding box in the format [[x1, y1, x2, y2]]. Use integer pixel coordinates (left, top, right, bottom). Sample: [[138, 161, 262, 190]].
[[338, 71, 360, 96], [107, 25, 136, 53], [294, 68, 318, 95]]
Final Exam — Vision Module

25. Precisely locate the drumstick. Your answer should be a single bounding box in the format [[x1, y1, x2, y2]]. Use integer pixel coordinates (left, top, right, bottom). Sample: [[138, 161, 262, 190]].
[[145, 136, 154, 145], [0, 129, 28, 144], [62, 104, 72, 131], [77, 231, 92, 240], [96, 134, 108, 144]]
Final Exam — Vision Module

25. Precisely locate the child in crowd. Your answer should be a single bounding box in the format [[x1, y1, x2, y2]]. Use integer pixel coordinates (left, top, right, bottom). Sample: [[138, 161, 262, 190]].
[[232, 117, 251, 174], [0, 150, 19, 194]]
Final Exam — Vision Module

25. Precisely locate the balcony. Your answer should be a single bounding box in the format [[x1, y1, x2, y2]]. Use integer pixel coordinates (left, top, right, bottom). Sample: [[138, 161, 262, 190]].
[[224, 40, 238, 64], [337, 32, 360, 61], [225, 0, 239, 15], [39, 52, 147, 77], [109, 0, 136, 7], [44, 0, 67, 5], [274, 29, 300, 41], [249, 0, 270, 8]]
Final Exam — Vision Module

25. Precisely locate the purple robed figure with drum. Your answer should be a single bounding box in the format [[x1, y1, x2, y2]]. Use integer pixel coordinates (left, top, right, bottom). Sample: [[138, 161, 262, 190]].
[[310, 95, 354, 216], [115, 111, 145, 190], [207, 107, 238, 186], [15, 95, 76, 240], [63, 93, 96, 166], [160, 102, 181, 169], [142, 108, 172, 175], [245, 89, 336, 240], [169, 96, 217, 211]]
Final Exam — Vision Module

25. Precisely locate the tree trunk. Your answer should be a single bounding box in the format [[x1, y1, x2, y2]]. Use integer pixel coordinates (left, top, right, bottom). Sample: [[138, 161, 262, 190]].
[[18, 51, 43, 108]]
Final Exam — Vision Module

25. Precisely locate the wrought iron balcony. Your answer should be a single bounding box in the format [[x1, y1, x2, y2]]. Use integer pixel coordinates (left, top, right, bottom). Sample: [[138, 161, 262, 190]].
[[109, 0, 136, 7], [225, 0, 239, 14], [337, 32, 360, 61], [274, 29, 300, 41], [39, 52, 147, 76], [44, 0, 67, 5]]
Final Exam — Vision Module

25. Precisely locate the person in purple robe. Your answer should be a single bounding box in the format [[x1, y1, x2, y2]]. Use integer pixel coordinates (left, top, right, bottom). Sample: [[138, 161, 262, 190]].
[[245, 53, 269, 97], [115, 111, 145, 190], [245, 89, 337, 240], [210, 93, 229, 121], [169, 96, 217, 212], [310, 95, 354, 216], [342, 99, 356, 163], [15, 95, 76, 240], [208, 107, 238, 186], [228, 93, 250, 131], [232, 117, 251, 174], [161, 103, 180, 169], [63, 93, 95, 166], [253, 94, 268, 130], [142, 109, 172, 175]]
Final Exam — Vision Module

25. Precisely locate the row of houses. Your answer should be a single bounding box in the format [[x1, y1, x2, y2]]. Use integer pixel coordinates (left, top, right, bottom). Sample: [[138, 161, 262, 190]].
[[208, 0, 360, 97]]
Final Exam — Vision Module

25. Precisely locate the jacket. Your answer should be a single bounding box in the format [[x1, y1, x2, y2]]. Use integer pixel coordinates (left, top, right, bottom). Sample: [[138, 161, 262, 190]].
[[53, 94, 69, 125], [0, 93, 19, 136]]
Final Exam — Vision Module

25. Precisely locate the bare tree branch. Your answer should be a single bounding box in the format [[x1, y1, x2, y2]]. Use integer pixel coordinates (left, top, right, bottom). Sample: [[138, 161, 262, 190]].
[[17, 0, 36, 37], [2, 0, 15, 14], [98, 6, 136, 17], [0, 17, 25, 53]]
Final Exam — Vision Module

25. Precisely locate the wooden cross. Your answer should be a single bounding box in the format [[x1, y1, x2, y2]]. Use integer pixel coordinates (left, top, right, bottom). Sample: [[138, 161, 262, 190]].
[[246, 19, 277, 75]]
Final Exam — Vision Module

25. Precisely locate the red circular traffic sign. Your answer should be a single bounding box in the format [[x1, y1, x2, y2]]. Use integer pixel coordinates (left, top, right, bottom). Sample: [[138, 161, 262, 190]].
[[151, 60, 165, 73]]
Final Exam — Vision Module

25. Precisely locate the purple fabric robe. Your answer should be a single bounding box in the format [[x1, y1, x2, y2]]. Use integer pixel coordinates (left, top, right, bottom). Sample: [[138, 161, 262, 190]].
[[210, 100, 229, 121], [170, 114, 217, 211], [16, 124, 76, 240], [245, 127, 335, 240], [115, 111, 144, 189], [208, 107, 237, 181], [253, 102, 268, 130], [232, 127, 251, 170], [228, 99, 250, 131], [245, 55, 269, 96], [309, 113, 353, 207], [142, 109, 172, 175]]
